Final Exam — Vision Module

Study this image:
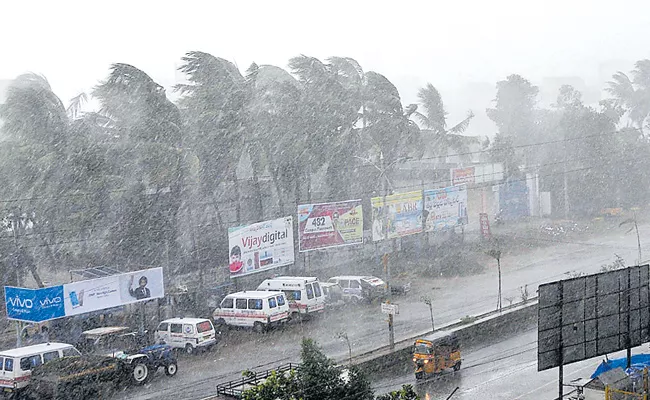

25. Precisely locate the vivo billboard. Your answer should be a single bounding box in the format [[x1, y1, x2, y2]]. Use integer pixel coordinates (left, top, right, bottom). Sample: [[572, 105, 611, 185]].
[[4, 267, 164, 323]]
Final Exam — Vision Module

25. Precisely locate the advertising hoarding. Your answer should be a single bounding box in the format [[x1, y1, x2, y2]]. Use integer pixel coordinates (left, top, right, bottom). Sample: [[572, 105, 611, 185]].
[[297, 200, 363, 252], [423, 185, 468, 232], [538, 265, 650, 372], [228, 216, 294, 277], [4, 267, 165, 323], [63, 267, 164, 316], [371, 191, 423, 242], [4, 285, 65, 323], [451, 167, 475, 186]]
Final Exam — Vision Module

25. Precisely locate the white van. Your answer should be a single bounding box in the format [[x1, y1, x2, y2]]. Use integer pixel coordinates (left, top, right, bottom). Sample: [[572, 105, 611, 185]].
[[327, 275, 386, 303], [256, 276, 325, 318], [0, 342, 81, 394], [213, 291, 290, 332], [155, 318, 217, 355]]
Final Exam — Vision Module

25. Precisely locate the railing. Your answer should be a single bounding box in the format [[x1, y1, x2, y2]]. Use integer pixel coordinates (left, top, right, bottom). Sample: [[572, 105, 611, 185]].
[[215, 363, 301, 398], [605, 386, 647, 400]]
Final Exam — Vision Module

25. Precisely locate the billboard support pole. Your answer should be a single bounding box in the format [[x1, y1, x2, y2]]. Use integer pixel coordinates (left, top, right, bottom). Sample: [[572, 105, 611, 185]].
[[627, 267, 632, 369], [558, 280, 564, 400]]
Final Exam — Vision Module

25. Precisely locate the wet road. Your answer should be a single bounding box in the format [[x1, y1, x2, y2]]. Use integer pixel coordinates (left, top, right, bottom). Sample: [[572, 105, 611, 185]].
[[120, 224, 650, 399], [372, 328, 647, 400]]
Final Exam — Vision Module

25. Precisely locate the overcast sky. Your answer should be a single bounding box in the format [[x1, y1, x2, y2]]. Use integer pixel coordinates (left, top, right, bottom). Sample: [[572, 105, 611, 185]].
[[2, 0, 650, 131]]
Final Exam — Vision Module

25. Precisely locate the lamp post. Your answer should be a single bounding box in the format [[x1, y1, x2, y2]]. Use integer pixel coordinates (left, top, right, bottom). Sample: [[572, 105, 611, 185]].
[[487, 249, 502, 312], [421, 295, 435, 332]]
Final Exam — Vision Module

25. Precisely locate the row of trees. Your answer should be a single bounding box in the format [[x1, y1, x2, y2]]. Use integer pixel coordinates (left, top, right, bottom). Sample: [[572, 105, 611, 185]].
[[0, 53, 475, 285], [1, 53, 649, 286]]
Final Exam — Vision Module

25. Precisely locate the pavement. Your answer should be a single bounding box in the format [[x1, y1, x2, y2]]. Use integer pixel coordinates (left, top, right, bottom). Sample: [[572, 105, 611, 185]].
[[110, 218, 650, 400]]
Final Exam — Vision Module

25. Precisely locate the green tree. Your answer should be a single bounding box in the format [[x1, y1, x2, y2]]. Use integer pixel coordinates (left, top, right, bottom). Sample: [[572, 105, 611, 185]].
[[607, 60, 650, 135], [486, 74, 539, 173], [93, 64, 184, 269], [415, 83, 476, 166], [376, 385, 420, 400]]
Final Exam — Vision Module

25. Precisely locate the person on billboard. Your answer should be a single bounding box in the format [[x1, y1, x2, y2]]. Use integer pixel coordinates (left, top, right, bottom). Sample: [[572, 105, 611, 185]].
[[129, 275, 151, 300], [229, 245, 244, 273]]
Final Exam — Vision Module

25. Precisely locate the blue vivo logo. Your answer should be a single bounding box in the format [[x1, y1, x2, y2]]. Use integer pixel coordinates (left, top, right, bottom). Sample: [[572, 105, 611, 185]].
[[4, 285, 65, 323]]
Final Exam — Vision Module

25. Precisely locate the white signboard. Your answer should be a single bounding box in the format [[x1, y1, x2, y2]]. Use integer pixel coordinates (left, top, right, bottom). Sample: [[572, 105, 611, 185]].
[[381, 302, 399, 315], [63, 267, 164, 316], [228, 216, 295, 277]]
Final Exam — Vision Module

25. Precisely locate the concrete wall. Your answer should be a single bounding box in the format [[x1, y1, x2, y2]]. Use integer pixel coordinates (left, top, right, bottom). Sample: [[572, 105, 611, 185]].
[[348, 300, 538, 374]]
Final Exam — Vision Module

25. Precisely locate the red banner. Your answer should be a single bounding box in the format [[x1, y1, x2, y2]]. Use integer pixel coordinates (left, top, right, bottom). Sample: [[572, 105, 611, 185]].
[[479, 213, 491, 239]]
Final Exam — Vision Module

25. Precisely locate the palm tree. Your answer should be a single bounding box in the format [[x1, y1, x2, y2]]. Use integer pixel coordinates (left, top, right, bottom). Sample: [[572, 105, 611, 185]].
[[94, 64, 184, 269], [606, 60, 650, 136], [414, 83, 476, 166]]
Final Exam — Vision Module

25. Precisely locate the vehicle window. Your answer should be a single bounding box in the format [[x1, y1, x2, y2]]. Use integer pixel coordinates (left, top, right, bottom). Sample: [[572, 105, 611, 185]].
[[306, 284, 314, 300], [313, 282, 322, 297], [62, 347, 81, 357], [0, 357, 3, 371], [235, 298, 248, 309], [196, 321, 213, 333], [5, 358, 13, 372], [276, 295, 286, 306], [268, 297, 277, 308], [328, 278, 337, 284], [340, 280, 350, 288], [43, 351, 60, 363], [350, 280, 361, 289], [248, 299, 263, 310], [158, 322, 169, 332], [20, 355, 42, 371], [170, 324, 183, 334], [221, 297, 234, 308], [183, 324, 194, 334]]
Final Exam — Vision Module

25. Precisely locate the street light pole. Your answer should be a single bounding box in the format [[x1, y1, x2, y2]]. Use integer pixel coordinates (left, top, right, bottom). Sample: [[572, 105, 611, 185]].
[[421, 296, 435, 332], [487, 249, 502, 312]]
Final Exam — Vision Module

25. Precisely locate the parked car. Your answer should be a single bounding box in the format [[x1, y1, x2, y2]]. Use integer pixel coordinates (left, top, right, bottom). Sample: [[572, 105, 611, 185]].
[[155, 317, 218, 355], [327, 276, 386, 303], [79, 326, 177, 384], [320, 282, 345, 309], [0, 342, 81, 397], [256, 276, 325, 318], [213, 291, 290, 332]]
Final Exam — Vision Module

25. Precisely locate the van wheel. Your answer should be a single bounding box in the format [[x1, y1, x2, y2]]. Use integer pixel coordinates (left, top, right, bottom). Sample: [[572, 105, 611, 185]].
[[185, 344, 195, 355], [253, 322, 265, 333], [165, 361, 178, 377], [131, 362, 149, 385]]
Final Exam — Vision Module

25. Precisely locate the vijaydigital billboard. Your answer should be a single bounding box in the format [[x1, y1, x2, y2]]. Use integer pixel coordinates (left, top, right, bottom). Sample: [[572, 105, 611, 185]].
[[538, 265, 650, 371], [4, 267, 165, 323], [228, 216, 294, 277]]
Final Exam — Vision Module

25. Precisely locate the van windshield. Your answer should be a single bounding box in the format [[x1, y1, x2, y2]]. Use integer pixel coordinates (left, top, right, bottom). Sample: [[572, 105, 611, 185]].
[[197, 321, 213, 333]]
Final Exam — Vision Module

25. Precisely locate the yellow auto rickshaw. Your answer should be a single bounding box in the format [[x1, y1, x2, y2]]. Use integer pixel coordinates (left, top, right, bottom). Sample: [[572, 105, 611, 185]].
[[412, 334, 461, 379]]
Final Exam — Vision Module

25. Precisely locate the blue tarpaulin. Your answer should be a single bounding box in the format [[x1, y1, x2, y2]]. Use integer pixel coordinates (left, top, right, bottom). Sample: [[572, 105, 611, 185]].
[[591, 354, 650, 379]]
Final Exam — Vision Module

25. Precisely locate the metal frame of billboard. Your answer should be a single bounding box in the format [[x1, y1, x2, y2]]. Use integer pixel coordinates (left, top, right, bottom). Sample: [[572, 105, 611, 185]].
[[538, 264, 650, 372]]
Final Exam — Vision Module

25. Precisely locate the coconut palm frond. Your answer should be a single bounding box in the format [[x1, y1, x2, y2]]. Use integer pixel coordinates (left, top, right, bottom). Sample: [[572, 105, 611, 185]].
[[417, 83, 446, 131], [447, 110, 475, 134]]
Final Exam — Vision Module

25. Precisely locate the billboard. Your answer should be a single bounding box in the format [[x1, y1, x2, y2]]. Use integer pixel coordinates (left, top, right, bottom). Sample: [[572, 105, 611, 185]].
[[63, 267, 165, 317], [228, 216, 294, 277], [538, 265, 650, 372], [451, 167, 475, 186], [4, 267, 165, 323], [371, 191, 423, 242], [499, 180, 530, 220], [297, 200, 363, 252], [423, 185, 468, 232], [5, 285, 65, 323]]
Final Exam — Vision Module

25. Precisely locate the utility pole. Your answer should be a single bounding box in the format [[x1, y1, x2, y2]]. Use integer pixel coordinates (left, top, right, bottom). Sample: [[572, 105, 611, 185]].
[[9, 213, 22, 347], [487, 249, 502, 312], [388, 312, 395, 351], [380, 152, 391, 296]]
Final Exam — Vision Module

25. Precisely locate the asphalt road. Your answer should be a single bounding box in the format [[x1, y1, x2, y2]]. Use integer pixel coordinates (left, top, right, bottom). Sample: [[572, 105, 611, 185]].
[[370, 327, 644, 400], [118, 223, 650, 400]]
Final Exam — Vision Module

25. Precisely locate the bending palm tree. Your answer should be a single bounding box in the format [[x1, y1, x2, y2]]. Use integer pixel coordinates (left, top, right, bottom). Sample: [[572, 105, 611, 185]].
[[414, 83, 476, 166]]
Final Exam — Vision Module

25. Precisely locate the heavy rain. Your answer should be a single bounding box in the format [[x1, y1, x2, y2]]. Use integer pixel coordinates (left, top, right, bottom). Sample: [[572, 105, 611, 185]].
[[1, 1, 650, 399]]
